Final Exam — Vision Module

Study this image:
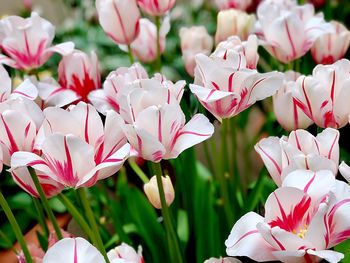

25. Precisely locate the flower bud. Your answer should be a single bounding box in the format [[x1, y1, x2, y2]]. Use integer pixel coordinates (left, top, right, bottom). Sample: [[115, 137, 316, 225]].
[[311, 21, 350, 65], [215, 9, 255, 44], [144, 175, 175, 209], [96, 0, 141, 45], [137, 0, 176, 16], [180, 26, 213, 77], [214, 0, 252, 11]]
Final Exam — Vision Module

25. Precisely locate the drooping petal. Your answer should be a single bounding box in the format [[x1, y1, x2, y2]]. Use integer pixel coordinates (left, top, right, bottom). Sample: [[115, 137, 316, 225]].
[[10, 79, 38, 101], [169, 114, 214, 159], [225, 212, 276, 261], [307, 249, 344, 263], [339, 161, 350, 183], [43, 237, 105, 263]]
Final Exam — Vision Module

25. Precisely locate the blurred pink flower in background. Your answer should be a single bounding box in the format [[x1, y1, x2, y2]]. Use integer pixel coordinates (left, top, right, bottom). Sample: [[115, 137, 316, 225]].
[[137, 0, 176, 16], [255, 1, 333, 63], [107, 243, 144, 263], [58, 50, 101, 103], [226, 170, 349, 263], [121, 18, 170, 63], [215, 9, 255, 44], [311, 21, 350, 64], [273, 71, 314, 131], [96, 0, 140, 45], [214, 0, 252, 10], [0, 12, 74, 71], [179, 26, 213, 77], [255, 128, 339, 186]]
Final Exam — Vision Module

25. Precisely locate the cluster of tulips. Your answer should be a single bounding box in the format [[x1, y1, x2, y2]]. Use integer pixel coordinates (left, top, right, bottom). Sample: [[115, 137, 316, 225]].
[[1, 0, 350, 262]]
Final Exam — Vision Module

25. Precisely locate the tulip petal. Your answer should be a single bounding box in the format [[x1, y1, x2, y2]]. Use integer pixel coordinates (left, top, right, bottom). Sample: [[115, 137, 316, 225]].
[[316, 128, 339, 164], [307, 249, 344, 263], [170, 114, 214, 159], [43, 237, 105, 263], [225, 212, 276, 261], [339, 161, 350, 183]]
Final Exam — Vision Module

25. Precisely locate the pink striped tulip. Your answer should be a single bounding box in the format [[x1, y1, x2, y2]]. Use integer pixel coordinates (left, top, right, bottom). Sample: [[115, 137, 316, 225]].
[[0, 12, 74, 71], [179, 26, 213, 77], [88, 63, 148, 114], [226, 170, 348, 263], [57, 50, 101, 103], [116, 83, 214, 162], [43, 237, 105, 263], [123, 18, 170, 63], [96, 0, 140, 45], [11, 102, 130, 190], [255, 1, 333, 63], [0, 65, 38, 102], [292, 59, 350, 128], [190, 52, 283, 121], [214, 0, 252, 10], [108, 243, 144, 263], [255, 128, 339, 186], [137, 0, 176, 16], [273, 71, 314, 131], [213, 35, 259, 69], [311, 21, 350, 65]]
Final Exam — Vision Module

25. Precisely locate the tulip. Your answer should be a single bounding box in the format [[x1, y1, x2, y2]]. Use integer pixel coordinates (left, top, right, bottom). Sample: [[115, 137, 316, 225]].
[[190, 52, 283, 121], [144, 175, 175, 209], [273, 71, 314, 131], [58, 50, 101, 103], [116, 81, 214, 162], [96, 0, 141, 45], [0, 12, 74, 71], [292, 59, 350, 128], [311, 21, 350, 65], [43, 237, 105, 263], [225, 170, 349, 263], [215, 9, 255, 44], [255, 128, 339, 186], [88, 63, 148, 114], [213, 35, 259, 69], [11, 102, 130, 190], [0, 65, 38, 102], [255, 1, 333, 63], [122, 18, 170, 63], [137, 0, 176, 16], [107, 243, 144, 263], [179, 26, 213, 77], [214, 0, 252, 10]]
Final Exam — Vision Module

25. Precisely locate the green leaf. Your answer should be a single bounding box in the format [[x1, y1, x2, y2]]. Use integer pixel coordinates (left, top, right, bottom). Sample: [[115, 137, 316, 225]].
[[177, 210, 189, 245]]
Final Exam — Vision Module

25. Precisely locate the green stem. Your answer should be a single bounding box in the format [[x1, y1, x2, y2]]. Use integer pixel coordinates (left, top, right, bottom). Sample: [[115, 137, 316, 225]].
[[77, 188, 110, 263], [219, 120, 234, 225], [127, 44, 134, 65], [32, 198, 49, 237], [28, 168, 63, 239], [128, 159, 149, 184], [155, 16, 162, 72], [203, 140, 215, 175], [152, 162, 183, 263], [0, 191, 33, 263], [0, 229, 17, 254], [57, 193, 94, 243]]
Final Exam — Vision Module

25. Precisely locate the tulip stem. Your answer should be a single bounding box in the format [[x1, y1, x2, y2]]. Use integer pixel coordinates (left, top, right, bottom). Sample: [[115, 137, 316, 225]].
[[28, 167, 63, 240], [155, 16, 162, 72], [57, 193, 94, 242], [77, 188, 110, 263], [219, 120, 234, 225], [32, 197, 49, 237], [152, 162, 183, 263], [127, 44, 134, 65], [0, 191, 33, 263], [128, 158, 149, 184]]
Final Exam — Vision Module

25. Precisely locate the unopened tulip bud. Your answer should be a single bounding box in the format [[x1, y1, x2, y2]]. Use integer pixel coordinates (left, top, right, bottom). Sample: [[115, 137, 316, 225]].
[[214, 0, 252, 11], [137, 0, 176, 16], [180, 26, 213, 77], [96, 0, 141, 45], [215, 9, 255, 44], [311, 21, 350, 65], [144, 175, 174, 209]]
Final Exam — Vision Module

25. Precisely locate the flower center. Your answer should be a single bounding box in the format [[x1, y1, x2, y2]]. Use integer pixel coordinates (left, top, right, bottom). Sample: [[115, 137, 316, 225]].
[[294, 225, 308, 239]]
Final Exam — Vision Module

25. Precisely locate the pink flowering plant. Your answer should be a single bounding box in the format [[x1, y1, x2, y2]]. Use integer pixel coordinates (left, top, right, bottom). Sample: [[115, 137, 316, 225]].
[[1, 1, 350, 263]]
